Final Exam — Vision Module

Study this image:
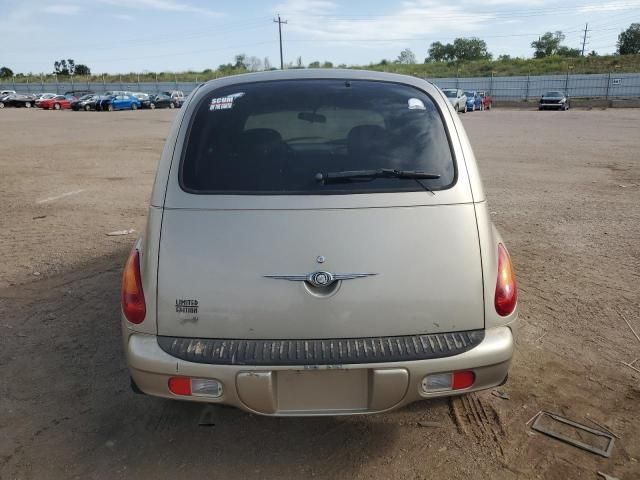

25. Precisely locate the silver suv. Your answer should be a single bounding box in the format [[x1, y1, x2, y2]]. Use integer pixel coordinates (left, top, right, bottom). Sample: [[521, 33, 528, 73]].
[[122, 69, 517, 416]]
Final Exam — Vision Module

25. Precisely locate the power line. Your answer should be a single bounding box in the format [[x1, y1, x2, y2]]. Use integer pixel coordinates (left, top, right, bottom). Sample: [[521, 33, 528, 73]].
[[273, 14, 288, 69]]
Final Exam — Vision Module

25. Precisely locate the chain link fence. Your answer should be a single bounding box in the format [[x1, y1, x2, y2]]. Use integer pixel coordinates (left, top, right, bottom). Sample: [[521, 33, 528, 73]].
[[2, 72, 639, 100]]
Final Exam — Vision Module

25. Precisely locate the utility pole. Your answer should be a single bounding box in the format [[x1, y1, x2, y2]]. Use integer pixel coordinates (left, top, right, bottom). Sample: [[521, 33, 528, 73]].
[[581, 23, 589, 56], [273, 14, 288, 69]]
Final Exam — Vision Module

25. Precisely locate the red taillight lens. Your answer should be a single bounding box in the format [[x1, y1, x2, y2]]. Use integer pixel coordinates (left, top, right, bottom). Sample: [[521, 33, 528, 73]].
[[121, 247, 146, 324], [452, 370, 475, 390], [168, 377, 192, 396], [495, 243, 517, 316]]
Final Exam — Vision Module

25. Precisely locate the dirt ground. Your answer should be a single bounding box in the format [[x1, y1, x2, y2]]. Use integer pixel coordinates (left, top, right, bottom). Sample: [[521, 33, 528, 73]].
[[1, 107, 639, 480]]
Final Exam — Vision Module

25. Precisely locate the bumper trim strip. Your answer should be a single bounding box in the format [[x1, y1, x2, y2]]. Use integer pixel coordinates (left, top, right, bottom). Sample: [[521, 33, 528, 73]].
[[156, 330, 485, 366]]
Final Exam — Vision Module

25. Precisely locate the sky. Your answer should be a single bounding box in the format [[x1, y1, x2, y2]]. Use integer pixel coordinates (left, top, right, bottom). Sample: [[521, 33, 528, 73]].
[[1, 0, 639, 74]]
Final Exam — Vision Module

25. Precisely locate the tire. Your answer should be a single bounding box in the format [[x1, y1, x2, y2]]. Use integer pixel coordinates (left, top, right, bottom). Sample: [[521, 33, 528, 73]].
[[150, 103, 155, 110], [463, 104, 468, 113], [487, 102, 491, 110], [472, 104, 475, 112], [539, 106, 544, 111], [131, 103, 137, 110], [480, 103, 484, 111], [107, 104, 113, 112], [84, 104, 91, 111], [25, 102, 31, 108], [169, 102, 175, 109], [53, 103, 61, 110], [0, 102, 4, 109]]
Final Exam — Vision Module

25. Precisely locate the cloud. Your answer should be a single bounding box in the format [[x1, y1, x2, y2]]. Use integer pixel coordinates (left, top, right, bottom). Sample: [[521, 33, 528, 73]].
[[274, 0, 492, 45], [99, 0, 222, 17], [579, 0, 640, 12], [42, 4, 82, 15], [114, 13, 135, 21]]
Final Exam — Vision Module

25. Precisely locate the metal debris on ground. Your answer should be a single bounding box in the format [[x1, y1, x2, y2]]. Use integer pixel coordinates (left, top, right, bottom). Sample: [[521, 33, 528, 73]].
[[491, 389, 510, 400], [620, 361, 640, 374], [530, 411, 615, 458], [585, 417, 620, 439], [417, 421, 442, 428], [106, 229, 136, 236], [617, 309, 640, 343], [597, 472, 620, 480]]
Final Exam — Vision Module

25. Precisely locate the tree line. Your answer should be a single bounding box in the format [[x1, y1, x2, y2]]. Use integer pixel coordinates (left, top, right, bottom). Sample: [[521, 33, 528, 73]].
[[0, 23, 638, 79]]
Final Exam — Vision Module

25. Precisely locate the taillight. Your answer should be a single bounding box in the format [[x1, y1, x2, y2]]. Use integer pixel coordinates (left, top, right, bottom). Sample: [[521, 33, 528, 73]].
[[122, 247, 146, 324], [495, 244, 517, 316]]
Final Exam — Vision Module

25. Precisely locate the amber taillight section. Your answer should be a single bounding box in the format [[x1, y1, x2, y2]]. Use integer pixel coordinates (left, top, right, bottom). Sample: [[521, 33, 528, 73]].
[[122, 248, 146, 324], [495, 244, 517, 316]]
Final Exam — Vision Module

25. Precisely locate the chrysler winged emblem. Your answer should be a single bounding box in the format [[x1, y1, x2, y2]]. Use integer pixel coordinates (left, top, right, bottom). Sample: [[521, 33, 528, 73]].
[[264, 271, 377, 288]]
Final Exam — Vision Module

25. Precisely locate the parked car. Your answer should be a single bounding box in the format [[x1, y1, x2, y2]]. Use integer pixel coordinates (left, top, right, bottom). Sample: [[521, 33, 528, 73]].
[[35, 93, 57, 107], [97, 93, 141, 111], [464, 91, 482, 112], [161, 90, 185, 107], [71, 94, 99, 111], [0, 93, 37, 108], [441, 88, 468, 113], [122, 70, 517, 416], [478, 91, 492, 110], [64, 89, 94, 98], [539, 91, 570, 110], [133, 93, 153, 109], [38, 95, 71, 110], [149, 93, 177, 109]]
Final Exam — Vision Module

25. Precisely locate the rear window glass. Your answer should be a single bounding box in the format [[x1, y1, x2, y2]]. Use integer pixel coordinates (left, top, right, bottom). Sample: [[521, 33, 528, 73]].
[[180, 79, 455, 194]]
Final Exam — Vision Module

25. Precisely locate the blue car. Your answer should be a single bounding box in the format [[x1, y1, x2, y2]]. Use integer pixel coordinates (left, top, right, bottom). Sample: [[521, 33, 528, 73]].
[[464, 91, 482, 112], [98, 93, 141, 111]]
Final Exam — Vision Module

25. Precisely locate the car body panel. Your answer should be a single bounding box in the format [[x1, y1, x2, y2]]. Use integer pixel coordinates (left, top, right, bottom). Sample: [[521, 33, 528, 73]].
[[124, 325, 513, 415], [156, 205, 485, 339]]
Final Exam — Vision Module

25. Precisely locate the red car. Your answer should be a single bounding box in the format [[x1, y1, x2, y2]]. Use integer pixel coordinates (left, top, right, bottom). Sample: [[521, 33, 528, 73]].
[[478, 91, 492, 110], [38, 95, 72, 110]]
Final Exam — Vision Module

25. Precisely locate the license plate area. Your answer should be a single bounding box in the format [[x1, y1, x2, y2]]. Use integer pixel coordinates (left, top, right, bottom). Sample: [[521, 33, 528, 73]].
[[276, 369, 368, 414]]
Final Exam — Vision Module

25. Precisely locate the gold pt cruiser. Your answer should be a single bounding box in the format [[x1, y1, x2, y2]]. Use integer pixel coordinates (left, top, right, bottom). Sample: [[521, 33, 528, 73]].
[[122, 69, 517, 416]]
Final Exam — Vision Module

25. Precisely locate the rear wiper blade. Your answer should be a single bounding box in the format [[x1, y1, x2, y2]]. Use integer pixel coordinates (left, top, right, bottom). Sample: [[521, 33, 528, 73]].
[[315, 168, 441, 183]]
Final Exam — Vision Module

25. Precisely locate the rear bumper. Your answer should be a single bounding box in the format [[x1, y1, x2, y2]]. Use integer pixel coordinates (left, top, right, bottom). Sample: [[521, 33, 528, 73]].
[[125, 326, 514, 416]]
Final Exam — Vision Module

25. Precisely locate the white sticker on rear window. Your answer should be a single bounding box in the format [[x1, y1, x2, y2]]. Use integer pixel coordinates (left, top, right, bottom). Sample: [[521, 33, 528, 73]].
[[408, 98, 426, 110], [209, 92, 244, 111]]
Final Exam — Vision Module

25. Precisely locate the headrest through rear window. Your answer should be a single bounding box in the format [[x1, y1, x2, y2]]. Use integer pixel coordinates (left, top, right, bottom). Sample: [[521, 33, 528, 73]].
[[347, 125, 391, 157]]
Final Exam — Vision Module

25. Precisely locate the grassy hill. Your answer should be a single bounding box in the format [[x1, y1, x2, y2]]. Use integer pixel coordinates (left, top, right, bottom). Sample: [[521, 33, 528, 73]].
[[6, 54, 640, 84]]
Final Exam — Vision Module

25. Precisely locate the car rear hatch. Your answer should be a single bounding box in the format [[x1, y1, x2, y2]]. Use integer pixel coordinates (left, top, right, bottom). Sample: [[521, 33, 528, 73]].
[[155, 77, 484, 340]]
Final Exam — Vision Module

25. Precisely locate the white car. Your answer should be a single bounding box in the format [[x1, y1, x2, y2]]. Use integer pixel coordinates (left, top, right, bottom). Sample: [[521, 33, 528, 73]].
[[442, 88, 468, 113]]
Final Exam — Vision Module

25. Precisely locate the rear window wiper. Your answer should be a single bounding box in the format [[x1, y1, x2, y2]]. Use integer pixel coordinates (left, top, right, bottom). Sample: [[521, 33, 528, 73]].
[[315, 168, 441, 184]]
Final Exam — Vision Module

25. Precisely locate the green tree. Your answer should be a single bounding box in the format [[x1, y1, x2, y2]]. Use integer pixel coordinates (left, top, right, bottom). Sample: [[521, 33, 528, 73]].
[[74, 64, 91, 75], [396, 48, 416, 64], [427, 41, 452, 62], [427, 38, 490, 62], [321, 61, 333, 68], [557, 46, 581, 57], [0, 66, 13, 78], [452, 38, 491, 61], [531, 32, 565, 58], [588, 50, 598, 57], [54, 59, 69, 75], [618, 23, 640, 55], [308, 61, 321, 68]]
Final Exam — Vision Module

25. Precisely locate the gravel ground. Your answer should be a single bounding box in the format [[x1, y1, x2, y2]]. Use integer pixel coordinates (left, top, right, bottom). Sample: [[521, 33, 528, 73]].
[[1, 107, 639, 480]]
